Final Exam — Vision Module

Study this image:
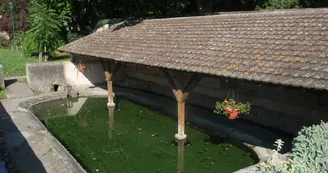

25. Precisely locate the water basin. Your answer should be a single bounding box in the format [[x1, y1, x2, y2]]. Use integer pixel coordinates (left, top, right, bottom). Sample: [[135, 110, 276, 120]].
[[33, 97, 257, 173]]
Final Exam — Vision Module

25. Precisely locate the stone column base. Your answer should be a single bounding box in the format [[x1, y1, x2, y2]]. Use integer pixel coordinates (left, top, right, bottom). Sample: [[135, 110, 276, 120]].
[[107, 102, 115, 108], [175, 133, 187, 140]]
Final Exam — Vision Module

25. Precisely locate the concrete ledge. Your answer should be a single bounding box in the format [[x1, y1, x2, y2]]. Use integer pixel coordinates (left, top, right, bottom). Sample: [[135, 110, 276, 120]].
[[17, 92, 86, 173], [26, 61, 106, 93], [26, 62, 66, 92]]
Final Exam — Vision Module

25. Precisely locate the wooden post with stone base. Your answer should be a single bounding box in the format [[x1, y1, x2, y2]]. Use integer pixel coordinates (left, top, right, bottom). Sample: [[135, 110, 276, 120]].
[[101, 60, 121, 108], [162, 70, 202, 140]]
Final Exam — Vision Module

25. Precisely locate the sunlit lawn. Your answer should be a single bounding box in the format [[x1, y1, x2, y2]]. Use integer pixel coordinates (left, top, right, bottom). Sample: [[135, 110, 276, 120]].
[[0, 48, 70, 77]]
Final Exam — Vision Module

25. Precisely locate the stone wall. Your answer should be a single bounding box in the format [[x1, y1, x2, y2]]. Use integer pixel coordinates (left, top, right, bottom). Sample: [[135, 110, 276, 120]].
[[26, 57, 107, 92], [112, 64, 328, 135]]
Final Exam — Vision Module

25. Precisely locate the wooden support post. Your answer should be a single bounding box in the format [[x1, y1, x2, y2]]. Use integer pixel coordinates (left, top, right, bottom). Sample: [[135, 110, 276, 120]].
[[162, 70, 203, 140], [101, 60, 121, 108]]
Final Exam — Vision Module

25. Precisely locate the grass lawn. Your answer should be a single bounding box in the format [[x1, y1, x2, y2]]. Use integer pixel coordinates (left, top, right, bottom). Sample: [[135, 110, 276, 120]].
[[0, 48, 70, 77]]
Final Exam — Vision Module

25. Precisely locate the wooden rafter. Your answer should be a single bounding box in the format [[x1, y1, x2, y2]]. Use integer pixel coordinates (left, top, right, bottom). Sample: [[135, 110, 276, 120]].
[[101, 60, 121, 80], [161, 69, 203, 100], [162, 70, 179, 98]]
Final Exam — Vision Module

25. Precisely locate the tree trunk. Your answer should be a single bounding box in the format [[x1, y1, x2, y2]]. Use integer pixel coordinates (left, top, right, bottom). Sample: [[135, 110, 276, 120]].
[[39, 51, 43, 62]]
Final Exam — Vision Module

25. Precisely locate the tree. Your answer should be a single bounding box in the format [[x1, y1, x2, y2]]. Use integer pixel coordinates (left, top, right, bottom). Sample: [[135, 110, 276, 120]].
[[264, 0, 300, 9], [0, 0, 29, 40], [23, 1, 62, 62]]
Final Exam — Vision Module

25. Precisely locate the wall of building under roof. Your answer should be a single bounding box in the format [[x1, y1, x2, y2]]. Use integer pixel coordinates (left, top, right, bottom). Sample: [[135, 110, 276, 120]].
[[72, 54, 328, 136], [112, 64, 328, 136]]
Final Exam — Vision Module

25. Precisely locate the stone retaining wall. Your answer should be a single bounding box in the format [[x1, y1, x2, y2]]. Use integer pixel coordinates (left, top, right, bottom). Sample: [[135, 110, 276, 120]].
[[26, 60, 106, 92]]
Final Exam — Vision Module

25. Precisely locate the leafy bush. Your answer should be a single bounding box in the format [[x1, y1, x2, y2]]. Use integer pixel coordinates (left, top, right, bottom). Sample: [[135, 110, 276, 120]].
[[24, 1, 63, 61], [21, 32, 38, 58], [0, 0, 29, 36], [0, 37, 10, 48], [0, 88, 6, 99], [67, 31, 85, 43], [290, 121, 328, 172], [258, 121, 328, 172], [264, 0, 300, 9]]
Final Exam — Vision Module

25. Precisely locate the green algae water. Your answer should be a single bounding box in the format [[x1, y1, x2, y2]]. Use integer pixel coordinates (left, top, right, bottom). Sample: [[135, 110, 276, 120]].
[[33, 97, 256, 173]]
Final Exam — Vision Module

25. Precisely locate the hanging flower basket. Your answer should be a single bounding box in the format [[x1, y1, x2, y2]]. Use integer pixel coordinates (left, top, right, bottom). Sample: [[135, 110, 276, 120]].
[[214, 98, 251, 120]]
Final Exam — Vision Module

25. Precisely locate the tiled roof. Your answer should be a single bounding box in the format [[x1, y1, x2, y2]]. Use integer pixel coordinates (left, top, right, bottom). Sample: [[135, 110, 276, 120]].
[[59, 8, 328, 90]]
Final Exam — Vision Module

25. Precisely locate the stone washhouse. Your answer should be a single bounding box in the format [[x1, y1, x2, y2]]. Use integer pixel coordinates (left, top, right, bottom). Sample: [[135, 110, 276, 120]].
[[58, 8, 328, 140]]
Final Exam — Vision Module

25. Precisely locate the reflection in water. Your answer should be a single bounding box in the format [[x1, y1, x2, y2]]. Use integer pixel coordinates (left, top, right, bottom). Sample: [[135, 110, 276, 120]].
[[66, 97, 87, 116], [66, 97, 74, 108], [177, 139, 186, 173], [108, 108, 115, 140]]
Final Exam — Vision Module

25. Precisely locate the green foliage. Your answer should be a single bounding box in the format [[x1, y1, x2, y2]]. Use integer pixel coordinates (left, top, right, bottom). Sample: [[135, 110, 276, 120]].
[[289, 121, 328, 172], [0, 48, 68, 77], [50, 0, 71, 28], [0, 48, 39, 77], [0, 37, 10, 48], [28, 2, 62, 51], [0, 88, 6, 99], [0, 0, 29, 36], [22, 1, 63, 60], [264, 0, 300, 9], [21, 32, 38, 58], [15, 31, 25, 48], [258, 121, 328, 173], [214, 98, 251, 116], [67, 31, 85, 43]]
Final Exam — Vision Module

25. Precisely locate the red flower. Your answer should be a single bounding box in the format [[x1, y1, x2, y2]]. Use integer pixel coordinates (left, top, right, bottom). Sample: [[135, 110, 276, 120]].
[[225, 107, 232, 112]]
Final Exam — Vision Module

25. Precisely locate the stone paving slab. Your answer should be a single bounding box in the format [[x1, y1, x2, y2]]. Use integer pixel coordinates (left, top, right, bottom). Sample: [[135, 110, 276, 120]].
[[5, 83, 35, 99]]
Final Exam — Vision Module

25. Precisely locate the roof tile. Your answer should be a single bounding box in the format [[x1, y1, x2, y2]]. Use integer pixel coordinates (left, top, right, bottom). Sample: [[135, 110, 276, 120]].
[[59, 8, 328, 90]]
